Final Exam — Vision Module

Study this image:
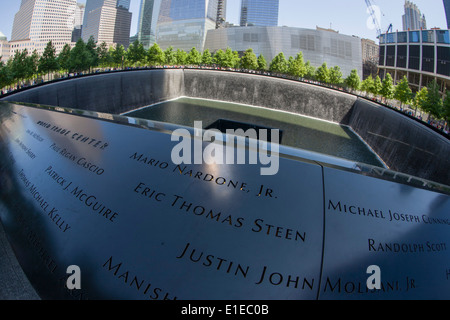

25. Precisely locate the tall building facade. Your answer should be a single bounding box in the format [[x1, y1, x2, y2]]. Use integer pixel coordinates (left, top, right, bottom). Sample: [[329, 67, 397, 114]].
[[444, 0, 450, 29], [240, 0, 279, 27], [82, 0, 132, 48], [10, 0, 77, 55], [378, 29, 450, 95], [136, 0, 162, 49], [402, 1, 426, 31], [156, 0, 220, 51]]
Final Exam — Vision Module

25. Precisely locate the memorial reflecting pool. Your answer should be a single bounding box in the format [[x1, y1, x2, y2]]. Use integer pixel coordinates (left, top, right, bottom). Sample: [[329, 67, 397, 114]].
[[125, 97, 383, 167]]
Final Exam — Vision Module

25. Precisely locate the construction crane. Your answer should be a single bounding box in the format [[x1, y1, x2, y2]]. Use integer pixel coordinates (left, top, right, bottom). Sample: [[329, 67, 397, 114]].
[[365, 0, 382, 37], [365, 0, 393, 37]]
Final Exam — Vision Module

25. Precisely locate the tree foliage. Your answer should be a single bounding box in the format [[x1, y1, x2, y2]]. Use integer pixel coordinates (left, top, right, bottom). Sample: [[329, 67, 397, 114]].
[[39, 41, 59, 79], [147, 43, 165, 66], [269, 52, 288, 74], [442, 90, 450, 123], [361, 75, 374, 93], [394, 76, 413, 109], [329, 66, 343, 85], [201, 49, 213, 65], [187, 47, 202, 65], [257, 54, 267, 71], [287, 52, 306, 78], [345, 69, 360, 91], [380, 73, 395, 101], [413, 86, 428, 114], [241, 48, 258, 70], [315, 62, 330, 84], [421, 80, 443, 119]]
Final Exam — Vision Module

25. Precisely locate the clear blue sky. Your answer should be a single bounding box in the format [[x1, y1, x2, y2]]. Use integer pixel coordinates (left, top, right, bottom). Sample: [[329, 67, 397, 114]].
[[0, 0, 447, 42]]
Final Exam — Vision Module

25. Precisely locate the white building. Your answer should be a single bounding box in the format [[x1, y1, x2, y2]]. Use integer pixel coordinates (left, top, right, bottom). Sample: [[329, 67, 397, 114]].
[[204, 26, 363, 78], [10, 0, 78, 55]]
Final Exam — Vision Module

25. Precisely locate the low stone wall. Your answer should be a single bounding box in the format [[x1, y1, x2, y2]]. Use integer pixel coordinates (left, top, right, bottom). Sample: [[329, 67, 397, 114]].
[[2, 69, 185, 115], [2, 68, 449, 185], [183, 69, 357, 125]]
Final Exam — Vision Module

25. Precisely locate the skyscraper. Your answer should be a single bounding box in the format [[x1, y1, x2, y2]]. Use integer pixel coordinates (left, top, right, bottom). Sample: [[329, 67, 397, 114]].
[[240, 0, 279, 27], [10, 0, 77, 55], [156, 0, 221, 51], [402, 0, 426, 31], [444, 0, 450, 29], [72, 3, 86, 42], [136, 0, 162, 49], [82, 0, 132, 48]]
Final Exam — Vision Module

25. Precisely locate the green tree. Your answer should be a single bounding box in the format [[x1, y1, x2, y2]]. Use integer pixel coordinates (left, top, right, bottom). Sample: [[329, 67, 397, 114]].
[[70, 39, 91, 72], [329, 66, 343, 85], [240, 48, 258, 70], [345, 69, 361, 92], [373, 75, 383, 96], [361, 75, 375, 94], [201, 49, 213, 65], [380, 73, 395, 102], [269, 52, 288, 74], [288, 52, 306, 78], [187, 47, 202, 65], [58, 44, 72, 74], [315, 62, 330, 83], [39, 41, 59, 81], [175, 49, 188, 65], [421, 80, 443, 119], [97, 42, 112, 67], [85, 36, 98, 71], [442, 90, 450, 126], [11, 49, 30, 85], [257, 54, 267, 71], [223, 47, 240, 68], [163, 46, 177, 65], [304, 61, 315, 79], [112, 44, 126, 68], [0, 60, 13, 90], [127, 40, 146, 66], [213, 49, 226, 67], [27, 49, 40, 82], [413, 86, 428, 116], [394, 76, 413, 110], [147, 43, 165, 66]]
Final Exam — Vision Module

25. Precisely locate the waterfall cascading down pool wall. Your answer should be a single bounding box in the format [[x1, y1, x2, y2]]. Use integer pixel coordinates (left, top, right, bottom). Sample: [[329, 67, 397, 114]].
[[2, 68, 449, 185], [1, 68, 449, 300]]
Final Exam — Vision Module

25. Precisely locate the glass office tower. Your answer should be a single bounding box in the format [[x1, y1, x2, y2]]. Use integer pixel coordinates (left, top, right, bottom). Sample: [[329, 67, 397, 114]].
[[137, 0, 162, 49], [156, 0, 220, 51], [240, 0, 279, 27]]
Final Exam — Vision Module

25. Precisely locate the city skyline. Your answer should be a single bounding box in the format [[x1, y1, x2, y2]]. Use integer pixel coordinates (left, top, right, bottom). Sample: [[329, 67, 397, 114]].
[[0, 0, 448, 44]]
